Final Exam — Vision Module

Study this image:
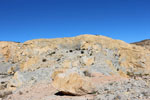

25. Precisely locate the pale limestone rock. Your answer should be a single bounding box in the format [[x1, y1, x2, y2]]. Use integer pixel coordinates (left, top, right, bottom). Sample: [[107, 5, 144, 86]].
[[51, 68, 95, 95], [10, 71, 25, 88], [72, 60, 80, 67], [62, 60, 72, 68], [20, 57, 40, 71], [82, 56, 95, 66]]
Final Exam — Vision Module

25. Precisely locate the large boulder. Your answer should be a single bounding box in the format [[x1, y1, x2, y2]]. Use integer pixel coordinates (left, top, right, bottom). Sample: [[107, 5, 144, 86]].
[[51, 68, 96, 96]]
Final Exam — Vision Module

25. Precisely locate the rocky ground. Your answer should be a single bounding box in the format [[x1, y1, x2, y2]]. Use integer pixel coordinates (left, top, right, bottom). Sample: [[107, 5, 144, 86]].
[[2, 75, 150, 100], [95, 76, 150, 100], [0, 35, 150, 100]]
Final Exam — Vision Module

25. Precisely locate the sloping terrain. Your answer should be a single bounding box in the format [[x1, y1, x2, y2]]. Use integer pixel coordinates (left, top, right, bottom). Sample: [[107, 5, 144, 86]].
[[131, 39, 150, 50], [0, 35, 149, 100]]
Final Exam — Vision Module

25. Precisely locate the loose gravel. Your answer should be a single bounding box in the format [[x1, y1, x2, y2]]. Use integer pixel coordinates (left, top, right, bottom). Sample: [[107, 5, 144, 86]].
[[95, 76, 150, 100]]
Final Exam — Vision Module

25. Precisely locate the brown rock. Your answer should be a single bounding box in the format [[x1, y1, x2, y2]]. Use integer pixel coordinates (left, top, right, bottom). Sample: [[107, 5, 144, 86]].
[[131, 39, 150, 50]]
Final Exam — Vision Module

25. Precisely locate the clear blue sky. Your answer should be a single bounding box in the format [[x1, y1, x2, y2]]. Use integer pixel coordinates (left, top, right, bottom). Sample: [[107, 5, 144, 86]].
[[0, 0, 150, 43]]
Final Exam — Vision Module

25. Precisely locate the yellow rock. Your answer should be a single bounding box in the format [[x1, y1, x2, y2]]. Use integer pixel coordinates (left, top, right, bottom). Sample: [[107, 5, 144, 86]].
[[51, 68, 95, 95], [62, 60, 72, 68], [0, 41, 19, 62], [0, 35, 150, 75], [20, 57, 40, 71], [82, 57, 95, 66]]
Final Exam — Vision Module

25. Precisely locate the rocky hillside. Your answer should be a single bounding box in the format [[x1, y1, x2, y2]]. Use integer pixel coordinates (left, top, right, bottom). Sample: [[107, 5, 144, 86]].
[[131, 39, 150, 50], [0, 35, 150, 100]]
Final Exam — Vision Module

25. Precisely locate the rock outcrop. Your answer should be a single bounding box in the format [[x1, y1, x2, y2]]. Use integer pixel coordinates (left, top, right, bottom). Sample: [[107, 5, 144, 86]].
[[0, 35, 150, 99], [1, 35, 150, 75], [131, 39, 150, 50]]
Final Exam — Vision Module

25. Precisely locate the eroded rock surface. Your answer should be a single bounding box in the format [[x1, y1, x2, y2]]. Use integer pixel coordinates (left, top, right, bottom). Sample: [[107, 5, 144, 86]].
[[0, 35, 149, 100], [51, 68, 96, 95]]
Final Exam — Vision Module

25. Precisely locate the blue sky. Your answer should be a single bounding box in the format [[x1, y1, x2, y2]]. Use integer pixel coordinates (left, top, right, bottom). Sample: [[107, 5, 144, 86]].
[[0, 0, 150, 43]]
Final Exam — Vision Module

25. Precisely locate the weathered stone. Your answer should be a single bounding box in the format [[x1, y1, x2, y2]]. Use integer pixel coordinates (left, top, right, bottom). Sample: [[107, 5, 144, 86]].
[[1, 35, 150, 76], [51, 68, 95, 95], [82, 56, 95, 66], [0, 35, 150, 97], [131, 39, 150, 50], [0, 35, 150, 100], [0, 90, 12, 98]]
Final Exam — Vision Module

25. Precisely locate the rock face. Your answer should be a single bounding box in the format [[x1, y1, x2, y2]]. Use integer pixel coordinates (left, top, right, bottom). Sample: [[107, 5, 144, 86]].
[[0, 35, 150, 75], [0, 35, 150, 99]]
